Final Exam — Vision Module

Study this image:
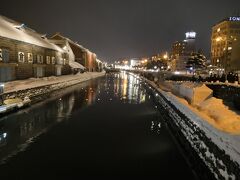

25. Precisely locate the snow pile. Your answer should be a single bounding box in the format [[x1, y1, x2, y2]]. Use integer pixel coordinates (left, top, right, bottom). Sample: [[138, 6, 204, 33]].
[[163, 81, 213, 106], [197, 97, 240, 134]]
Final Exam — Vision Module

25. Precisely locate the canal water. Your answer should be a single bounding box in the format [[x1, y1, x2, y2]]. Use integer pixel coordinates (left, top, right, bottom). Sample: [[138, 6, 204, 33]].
[[0, 72, 197, 178]]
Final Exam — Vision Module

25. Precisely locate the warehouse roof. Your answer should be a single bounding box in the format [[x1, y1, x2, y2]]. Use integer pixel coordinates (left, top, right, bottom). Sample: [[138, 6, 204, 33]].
[[0, 15, 64, 52]]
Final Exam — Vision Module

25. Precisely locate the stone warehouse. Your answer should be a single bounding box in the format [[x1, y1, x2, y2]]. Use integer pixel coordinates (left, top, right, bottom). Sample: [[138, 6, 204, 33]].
[[50, 33, 102, 72], [0, 15, 103, 82], [0, 15, 73, 82]]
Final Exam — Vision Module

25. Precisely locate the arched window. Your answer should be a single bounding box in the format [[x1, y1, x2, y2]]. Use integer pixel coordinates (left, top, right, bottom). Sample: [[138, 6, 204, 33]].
[[18, 52, 25, 63]]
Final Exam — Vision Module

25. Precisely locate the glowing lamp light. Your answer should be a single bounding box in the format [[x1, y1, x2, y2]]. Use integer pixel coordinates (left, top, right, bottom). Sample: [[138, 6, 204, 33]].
[[163, 54, 168, 59], [216, 37, 222, 42]]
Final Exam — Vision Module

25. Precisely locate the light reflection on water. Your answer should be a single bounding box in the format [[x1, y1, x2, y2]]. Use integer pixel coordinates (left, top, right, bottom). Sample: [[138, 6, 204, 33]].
[[109, 72, 146, 104], [0, 72, 148, 164], [0, 80, 100, 164], [0, 72, 197, 179]]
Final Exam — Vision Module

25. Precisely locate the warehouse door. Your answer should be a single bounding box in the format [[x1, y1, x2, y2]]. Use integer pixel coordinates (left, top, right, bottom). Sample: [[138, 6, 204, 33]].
[[0, 67, 14, 82], [2, 49, 9, 63], [55, 67, 62, 76], [34, 67, 44, 78]]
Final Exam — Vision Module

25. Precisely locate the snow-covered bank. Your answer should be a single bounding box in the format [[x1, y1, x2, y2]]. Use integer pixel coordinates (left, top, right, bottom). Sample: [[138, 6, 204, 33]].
[[142, 78, 240, 180], [3, 72, 105, 94], [1, 72, 105, 110], [159, 81, 240, 135]]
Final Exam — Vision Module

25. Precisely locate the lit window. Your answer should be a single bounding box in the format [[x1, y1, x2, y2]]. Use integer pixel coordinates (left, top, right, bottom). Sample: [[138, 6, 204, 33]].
[[217, 28, 221, 32], [51, 57, 55, 64], [63, 58, 66, 65], [28, 53, 33, 63], [0, 49, 2, 62], [46, 56, 51, 64], [228, 47, 232, 50], [18, 52, 25, 63]]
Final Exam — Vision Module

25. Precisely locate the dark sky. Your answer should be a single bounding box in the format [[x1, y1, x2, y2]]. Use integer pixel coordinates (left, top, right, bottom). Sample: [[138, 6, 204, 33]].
[[0, 0, 240, 62]]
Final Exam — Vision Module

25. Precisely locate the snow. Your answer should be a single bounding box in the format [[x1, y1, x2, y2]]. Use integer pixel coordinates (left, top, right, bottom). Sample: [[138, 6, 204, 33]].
[[3, 72, 105, 94], [198, 97, 240, 134], [147, 79, 240, 168], [69, 61, 85, 69], [0, 16, 64, 52]]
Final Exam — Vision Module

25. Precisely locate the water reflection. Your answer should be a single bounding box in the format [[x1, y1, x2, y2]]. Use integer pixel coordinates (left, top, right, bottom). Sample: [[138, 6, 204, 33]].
[[151, 121, 161, 134], [107, 72, 146, 104], [0, 80, 100, 164]]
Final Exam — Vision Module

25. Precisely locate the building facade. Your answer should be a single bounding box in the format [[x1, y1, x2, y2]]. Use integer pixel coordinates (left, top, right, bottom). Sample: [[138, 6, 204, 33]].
[[50, 33, 101, 72], [211, 16, 240, 71], [171, 31, 196, 71], [0, 16, 70, 82]]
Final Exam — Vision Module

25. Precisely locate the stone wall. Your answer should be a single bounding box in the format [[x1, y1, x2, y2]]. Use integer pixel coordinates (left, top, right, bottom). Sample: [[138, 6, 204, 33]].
[[144, 79, 240, 180], [0, 36, 71, 81]]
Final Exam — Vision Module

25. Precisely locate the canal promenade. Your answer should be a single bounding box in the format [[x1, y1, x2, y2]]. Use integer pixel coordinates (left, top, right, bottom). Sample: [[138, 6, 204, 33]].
[[3, 72, 105, 94], [0, 72, 105, 115]]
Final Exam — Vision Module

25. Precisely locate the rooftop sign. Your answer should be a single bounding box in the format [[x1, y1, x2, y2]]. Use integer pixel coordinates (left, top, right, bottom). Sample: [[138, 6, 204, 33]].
[[185, 32, 196, 39], [229, 17, 240, 21]]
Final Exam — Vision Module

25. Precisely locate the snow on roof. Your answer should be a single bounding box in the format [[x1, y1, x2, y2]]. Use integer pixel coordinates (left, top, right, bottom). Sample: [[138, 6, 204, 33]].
[[0, 15, 65, 52], [69, 61, 85, 69], [51, 33, 90, 52]]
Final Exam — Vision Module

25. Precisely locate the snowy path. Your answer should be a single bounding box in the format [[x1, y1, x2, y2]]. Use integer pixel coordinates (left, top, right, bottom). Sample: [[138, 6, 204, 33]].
[[3, 72, 105, 94]]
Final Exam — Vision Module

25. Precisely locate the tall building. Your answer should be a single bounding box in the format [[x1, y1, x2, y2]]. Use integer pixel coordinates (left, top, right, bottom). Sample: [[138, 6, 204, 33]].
[[171, 31, 196, 71], [211, 16, 240, 71]]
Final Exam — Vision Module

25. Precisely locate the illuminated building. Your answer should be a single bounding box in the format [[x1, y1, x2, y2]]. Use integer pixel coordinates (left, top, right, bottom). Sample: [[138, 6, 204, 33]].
[[211, 16, 240, 71], [171, 31, 196, 71], [50, 33, 101, 72], [0, 15, 70, 81]]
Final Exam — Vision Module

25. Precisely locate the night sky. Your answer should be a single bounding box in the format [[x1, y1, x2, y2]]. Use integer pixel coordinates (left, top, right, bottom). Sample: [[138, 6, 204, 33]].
[[0, 0, 240, 62]]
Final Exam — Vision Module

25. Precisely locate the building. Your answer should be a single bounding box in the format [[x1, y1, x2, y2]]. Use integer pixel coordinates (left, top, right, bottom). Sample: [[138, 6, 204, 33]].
[[130, 58, 143, 69], [172, 41, 187, 57], [49, 36, 85, 74], [211, 16, 240, 71], [0, 16, 70, 82], [229, 40, 240, 71], [50, 33, 100, 72], [171, 31, 196, 71]]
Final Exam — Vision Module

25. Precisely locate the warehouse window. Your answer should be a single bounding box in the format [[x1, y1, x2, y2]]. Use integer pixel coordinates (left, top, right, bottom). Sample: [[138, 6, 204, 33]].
[[0, 49, 2, 62], [37, 55, 43, 64], [18, 52, 25, 63], [51, 56, 55, 64], [40, 55, 43, 63], [28, 53, 33, 63], [46, 56, 51, 64]]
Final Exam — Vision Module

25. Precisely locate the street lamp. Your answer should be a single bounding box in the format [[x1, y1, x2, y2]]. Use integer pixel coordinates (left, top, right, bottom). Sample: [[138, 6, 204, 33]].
[[163, 54, 168, 60]]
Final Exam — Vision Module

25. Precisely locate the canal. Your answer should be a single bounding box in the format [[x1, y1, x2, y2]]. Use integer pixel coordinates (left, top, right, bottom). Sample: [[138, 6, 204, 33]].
[[0, 72, 198, 178]]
